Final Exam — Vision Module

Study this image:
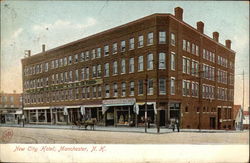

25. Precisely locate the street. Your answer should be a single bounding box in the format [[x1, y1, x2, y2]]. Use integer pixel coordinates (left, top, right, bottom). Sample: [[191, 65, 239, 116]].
[[0, 126, 248, 144]]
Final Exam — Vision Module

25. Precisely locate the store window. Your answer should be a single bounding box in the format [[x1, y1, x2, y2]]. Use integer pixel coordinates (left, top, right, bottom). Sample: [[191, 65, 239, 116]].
[[57, 109, 65, 122], [30, 110, 37, 122]]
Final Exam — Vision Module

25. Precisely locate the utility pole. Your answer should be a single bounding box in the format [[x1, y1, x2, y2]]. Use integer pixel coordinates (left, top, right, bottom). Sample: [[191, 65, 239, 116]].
[[145, 74, 148, 133], [241, 70, 245, 131]]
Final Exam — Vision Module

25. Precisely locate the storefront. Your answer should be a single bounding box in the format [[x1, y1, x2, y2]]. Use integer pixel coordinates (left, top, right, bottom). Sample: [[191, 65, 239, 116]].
[[0, 109, 23, 124]]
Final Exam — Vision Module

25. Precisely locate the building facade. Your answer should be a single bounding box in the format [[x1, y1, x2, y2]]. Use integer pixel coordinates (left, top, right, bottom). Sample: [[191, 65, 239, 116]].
[[21, 7, 235, 129], [0, 91, 22, 124]]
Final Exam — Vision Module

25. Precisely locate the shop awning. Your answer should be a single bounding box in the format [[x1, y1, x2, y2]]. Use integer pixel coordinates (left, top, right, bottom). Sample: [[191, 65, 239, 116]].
[[23, 106, 50, 110], [134, 102, 157, 115]]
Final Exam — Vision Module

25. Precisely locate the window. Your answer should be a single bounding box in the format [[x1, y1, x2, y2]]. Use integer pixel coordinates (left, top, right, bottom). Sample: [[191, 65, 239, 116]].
[[51, 60, 55, 69], [187, 41, 190, 52], [91, 49, 96, 59], [147, 53, 153, 70], [121, 40, 126, 52], [93, 86, 97, 98], [159, 53, 166, 69], [112, 43, 117, 54], [81, 68, 85, 80], [187, 59, 190, 74], [113, 61, 118, 75], [64, 57, 67, 66], [74, 54, 78, 63], [92, 66, 96, 78], [147, 32, 153, 45], [170, 33, 175, 46], [138, 35, 143, 47], [86, 87, 90, 98], [195, 45, 199, 56], [68, 56, 72, 65], [121, 59, 126, 74], [60, 73, 64, 83], [147, 79, 153, 95], [69, 71, 72, 82], [129, 38, 134, 50], [183, 57, 187, 73], [104, 63, 109, 77], [171, 52, 176, 71], [85, 51, 90, 60], [122, 82, 126, 97], [113, 83, 118, 97], [86, 67, 89, 79], [183, 80, 186, 96], [104, 45, 109, 56], [130, 81, 135, 96], [159, 31, 166, 44], [183, 40, 186, 51], [186, 81, 190, 96], [138, 56, 144, 71], [159, 78, 166, 95], [75, 70, 79, 81], [105, 84, 110, 98], [55, 59, 58, 68], [138, 80, 143, 95], [170, 77, 175, 95], [80, 52, 85, 62], [129, 58, 134, 73], [64, 72, 68, 82], [98, 85, 102, 98], [97, 48, 101, 58], [45, 62, 49, 72], [97, 64, 101, 77]]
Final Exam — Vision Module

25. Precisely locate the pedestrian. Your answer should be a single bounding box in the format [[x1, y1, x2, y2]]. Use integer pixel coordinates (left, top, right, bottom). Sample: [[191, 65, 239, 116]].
[[176, 119, 180, 132], [172, 119, 175, 132]]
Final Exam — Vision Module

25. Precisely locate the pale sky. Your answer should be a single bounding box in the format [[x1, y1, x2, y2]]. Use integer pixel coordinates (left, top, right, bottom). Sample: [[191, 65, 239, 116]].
[[1, 1, 249, 109]]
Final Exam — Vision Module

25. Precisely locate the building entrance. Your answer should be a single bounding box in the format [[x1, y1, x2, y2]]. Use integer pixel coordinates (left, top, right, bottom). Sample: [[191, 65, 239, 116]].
[[210, 117, 216, 129], [159, 110, 165, 126]]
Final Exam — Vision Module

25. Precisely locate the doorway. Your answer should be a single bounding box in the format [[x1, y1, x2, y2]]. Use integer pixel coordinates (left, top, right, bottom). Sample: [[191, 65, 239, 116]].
[[159, 110, 165, 126], [210, 117, 216, 129], [217, 108, 221, 129]]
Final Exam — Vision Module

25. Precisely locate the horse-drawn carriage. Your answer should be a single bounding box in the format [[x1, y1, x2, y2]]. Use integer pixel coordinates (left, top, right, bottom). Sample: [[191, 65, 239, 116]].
[[72, 118, 97, 130]]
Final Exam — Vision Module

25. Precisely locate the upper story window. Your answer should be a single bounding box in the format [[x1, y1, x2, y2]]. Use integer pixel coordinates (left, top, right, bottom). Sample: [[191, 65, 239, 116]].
[[69, 71, 72, 82], [171, 52, 176, 71], [80, 52, 85, 62], [129, 58, 134, 73], [113, 61, 118, 75], [68, 56, 72, 65], [138, 56, 144, 72], [147, 32, 153, 45], [147, 79, 154, 95], [104, 45, 109, 56], [159, 31, 166, 44], [121, 59, 126, 74], [85, 51, 90, 60], [75, 69, 79, 81], [104, 63, 109, 77], [92, 66, 96, 78], [195, 45, 199, 56], [55, 59, 58, 68], [147, 53, 153, 70], [159, 53, 166, 69], [91, 49, 96, 59], [130, 81, 135, 96], [59, 58, 63, 67], [45, 62, 49, 72], [113, 83, 118, 97], [64, 57, 67, 66], [105, 84, 110, 98], [81, 68, 85, 80], [138, 80, 143, 95], [183, 40, 186, 51], [121, 40, 126, 52], [112, 43, 117, 54], [74, 54, 78, 63], [96, 48, 101, 58], [187, 41, 191, 52], [159, 78, 166, 95], [97, 64, 102, 77], [129, 38, 134, 50], [170, 33, 175, 46], [138, 35, 144, 47], [170, 77, 175, 95], [86, 67, 89, 79], [122, 82, 126, 97]]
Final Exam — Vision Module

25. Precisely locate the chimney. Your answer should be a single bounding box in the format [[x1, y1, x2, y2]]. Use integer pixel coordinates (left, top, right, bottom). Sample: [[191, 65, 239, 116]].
[[213, 32, 219, 42], [174, 7, 183, 21], [42, 44, 46, 52], [225, 40, 231, 49], [197, 21, 204, 34]]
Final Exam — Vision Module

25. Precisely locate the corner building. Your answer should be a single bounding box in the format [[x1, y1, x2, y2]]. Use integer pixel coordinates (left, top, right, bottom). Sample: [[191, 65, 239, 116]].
[[22, 7, 235, 129]]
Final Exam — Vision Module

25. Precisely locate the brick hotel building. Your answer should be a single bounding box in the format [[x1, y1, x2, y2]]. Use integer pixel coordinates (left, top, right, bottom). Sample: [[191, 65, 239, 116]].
[[21, 7, 235, 129]]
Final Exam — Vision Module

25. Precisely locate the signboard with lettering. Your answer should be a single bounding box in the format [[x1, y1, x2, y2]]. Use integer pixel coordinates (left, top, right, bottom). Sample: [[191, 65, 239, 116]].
[[103, 98, 136, 106]]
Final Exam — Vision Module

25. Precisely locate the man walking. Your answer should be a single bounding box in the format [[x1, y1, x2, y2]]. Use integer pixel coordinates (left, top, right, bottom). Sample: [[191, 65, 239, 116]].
[[176, 119, 180, 132]]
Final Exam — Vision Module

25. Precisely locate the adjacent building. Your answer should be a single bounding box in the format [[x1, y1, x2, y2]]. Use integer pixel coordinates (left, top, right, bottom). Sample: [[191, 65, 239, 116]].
[[0, 91, 22, 124], [21, 7, 235, 129]]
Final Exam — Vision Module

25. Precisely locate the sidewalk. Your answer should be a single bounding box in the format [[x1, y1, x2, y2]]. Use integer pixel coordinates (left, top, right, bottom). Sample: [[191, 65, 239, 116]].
[[0, 123, 245, 134]]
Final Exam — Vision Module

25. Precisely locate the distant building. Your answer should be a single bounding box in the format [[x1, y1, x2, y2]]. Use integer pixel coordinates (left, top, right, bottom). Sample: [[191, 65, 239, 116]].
[[0, 91, 22, 124], [21, 7, 235, 130]]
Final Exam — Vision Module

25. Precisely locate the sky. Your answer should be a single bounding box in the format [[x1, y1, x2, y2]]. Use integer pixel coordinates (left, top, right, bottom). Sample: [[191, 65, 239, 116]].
[[0, 1, 249, 109]]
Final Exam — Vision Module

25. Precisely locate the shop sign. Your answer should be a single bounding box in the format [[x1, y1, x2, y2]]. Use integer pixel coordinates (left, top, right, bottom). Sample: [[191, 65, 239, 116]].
[[103, 98, 136, 106]]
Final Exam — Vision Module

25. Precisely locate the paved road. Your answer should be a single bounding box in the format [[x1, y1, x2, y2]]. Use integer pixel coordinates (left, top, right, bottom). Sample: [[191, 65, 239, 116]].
[[0, 126, 248, 144]]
